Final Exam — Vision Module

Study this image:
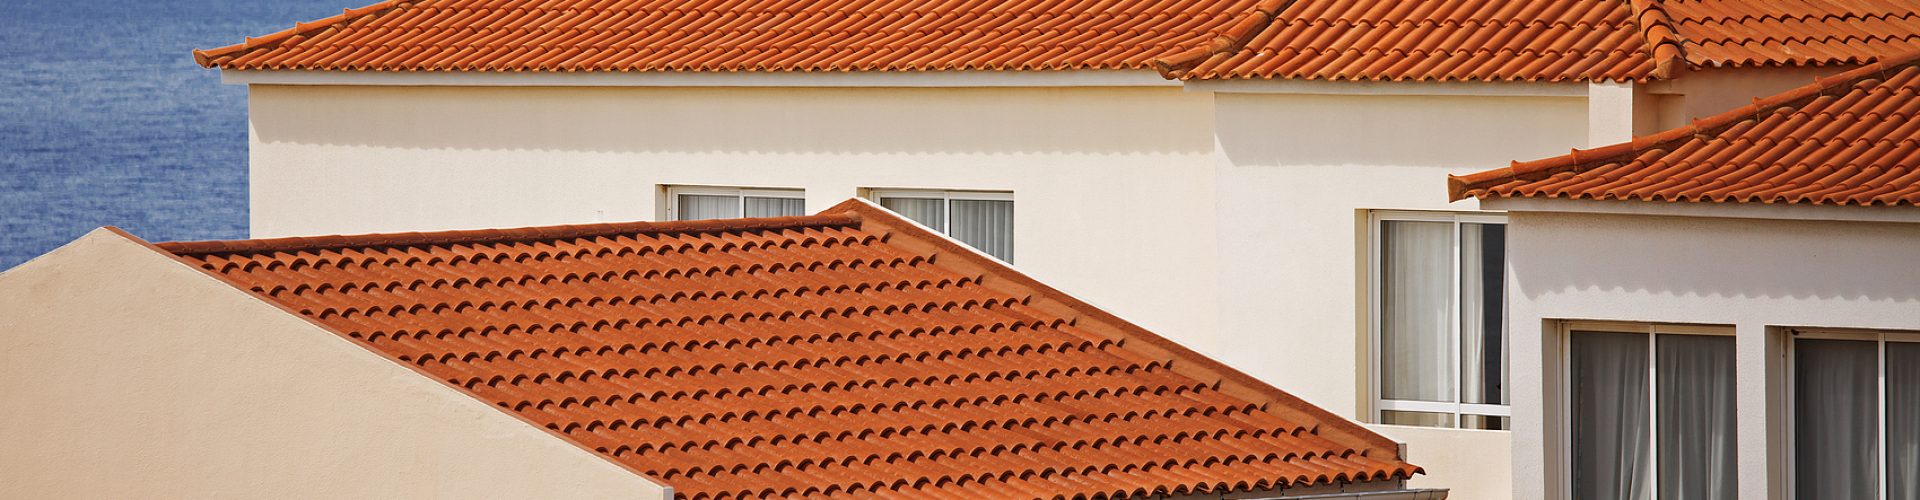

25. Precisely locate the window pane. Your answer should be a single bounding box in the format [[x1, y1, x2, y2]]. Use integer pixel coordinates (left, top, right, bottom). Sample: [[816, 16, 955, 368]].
[[878, 197, 945, 232], [1571, 331, 1652, 500], [676, 194, 739, 221], [1795, 339, 1879, 499], [1890, 342, 1920, 500], [950, 199, 1013, 262], [1462, 415, 1509, 431], [744, 196, 804, 218], [1380, 410, 1454, 428], [1656, 334, 1737, 500], [1460, 222, 1506, 406], [1380, 220, 1454, 403]]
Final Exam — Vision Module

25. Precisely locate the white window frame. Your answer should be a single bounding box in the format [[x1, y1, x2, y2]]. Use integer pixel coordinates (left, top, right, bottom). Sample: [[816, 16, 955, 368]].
[[1556, 320, 1735, 500], [1785, 327, 1920, 499], [866, 189, 1015, 233], [663, 185, 804, 221], [1366, 210, 1510, 428]]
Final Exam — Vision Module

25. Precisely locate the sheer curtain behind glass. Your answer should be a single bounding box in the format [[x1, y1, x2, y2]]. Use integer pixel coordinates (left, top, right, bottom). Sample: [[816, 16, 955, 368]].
[[677, 194, 739, 221], [1572, 331, 1651, 500], [744, 196, 804, 218], [877, 197, 946, 231], [1381, 221, 1454, 405], [950, 199, 1013, 262], [1889, 342, 1920, 500], [1796, 339, 1879, 499], [1460, 223, 1506, 409], [1657, 335, 1737, 500]]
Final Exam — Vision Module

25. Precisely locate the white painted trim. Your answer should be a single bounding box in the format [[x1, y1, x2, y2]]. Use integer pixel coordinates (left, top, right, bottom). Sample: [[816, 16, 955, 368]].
[[1484, 197, 1920, 224], [220, 69, 1181, 88], [1186, 78, 1588, 97]]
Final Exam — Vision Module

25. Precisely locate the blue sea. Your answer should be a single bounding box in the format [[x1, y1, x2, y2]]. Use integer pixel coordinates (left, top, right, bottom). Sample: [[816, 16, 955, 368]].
[[0, 0, 350, 268]]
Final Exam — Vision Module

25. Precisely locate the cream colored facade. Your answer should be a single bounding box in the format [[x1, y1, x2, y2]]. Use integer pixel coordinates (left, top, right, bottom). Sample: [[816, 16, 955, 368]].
[[236, 66, 1847, 499], [0, 229, 669, 499], [1488, 201, 1920, 500]]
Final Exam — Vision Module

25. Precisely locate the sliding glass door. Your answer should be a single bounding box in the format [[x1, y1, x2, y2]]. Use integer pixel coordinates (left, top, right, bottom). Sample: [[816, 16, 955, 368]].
[[1568, 324, 1736, 500], [1794, 330, 1920, 500]]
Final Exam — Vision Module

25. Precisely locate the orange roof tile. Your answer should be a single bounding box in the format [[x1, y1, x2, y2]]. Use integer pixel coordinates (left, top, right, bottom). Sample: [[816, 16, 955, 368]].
[[1662, 0, 1920, 69], [195, 0, 1920, 81], [1450, 51, 1920, 207], [153, 199, 1421, 499]]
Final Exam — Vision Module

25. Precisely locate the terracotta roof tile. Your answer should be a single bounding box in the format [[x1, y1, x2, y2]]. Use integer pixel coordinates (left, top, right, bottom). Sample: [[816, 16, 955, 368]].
[[196, 0, 1920, 81], [1451, 50, 1920, 207], [1662, 0, 1920, 69], [154, 199, 1420, 499]]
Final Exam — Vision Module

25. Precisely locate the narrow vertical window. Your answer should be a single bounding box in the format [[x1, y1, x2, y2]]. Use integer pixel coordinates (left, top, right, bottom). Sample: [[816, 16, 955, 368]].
[[1566, 324, 1736, 500], [870, 190, 1013, 263], [1370, 211, 1507, 429], [665, 186, 804, 221], [1793, 329, 1920, 500]]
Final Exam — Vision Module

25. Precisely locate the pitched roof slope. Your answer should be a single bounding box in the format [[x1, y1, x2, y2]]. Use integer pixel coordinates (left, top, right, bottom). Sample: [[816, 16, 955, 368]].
[[1662, 0, 1920, 69], [195, 0, 1920, 81], [1170, 0, 1659, 82], [192, 0, 1270, 72], [1450, 51, 1920, 207], [153, 200, 1420, 499]]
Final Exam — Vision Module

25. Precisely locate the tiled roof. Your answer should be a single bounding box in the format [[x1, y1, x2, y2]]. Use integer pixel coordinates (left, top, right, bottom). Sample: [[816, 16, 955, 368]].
[[196, 0, 1920, 82], [1450, 51, 1920, 207], [154, 199, 1421, 499], [1661, 0, 1920, 69], [1170, 0, 1659, 82]]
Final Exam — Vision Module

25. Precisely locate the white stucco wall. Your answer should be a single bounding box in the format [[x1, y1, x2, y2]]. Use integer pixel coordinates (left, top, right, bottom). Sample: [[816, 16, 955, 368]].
[[0, 229, 667, 499], [248, 84, 1223, 350], [1499, 209, 1920, 500]]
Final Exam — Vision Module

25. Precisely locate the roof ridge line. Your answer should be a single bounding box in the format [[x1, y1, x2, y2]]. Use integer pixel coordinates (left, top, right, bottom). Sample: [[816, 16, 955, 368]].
[[154, 214, 862, 255], [1447, 49, 1920, 201], [1151, 0, 1296, 79], [192, 0, 410, 68], [1629, 0, 1686, 79]]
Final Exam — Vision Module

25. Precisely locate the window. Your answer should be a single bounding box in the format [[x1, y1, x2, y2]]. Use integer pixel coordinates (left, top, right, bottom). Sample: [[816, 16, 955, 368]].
[[1367, 211, 1507, 429], [666, 186, 805, 221], [870, 190, 1013, 262], [1791, 329, 1920, 499], [1562, 322, 1736, 500]]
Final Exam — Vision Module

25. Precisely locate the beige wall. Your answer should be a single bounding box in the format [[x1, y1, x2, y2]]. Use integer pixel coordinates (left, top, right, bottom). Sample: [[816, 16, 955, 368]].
[[1500, 209, 1920, 500], [248, 84, 1223, 350], [1643, 66, 1851, 131], [0, 229, 667, 499]]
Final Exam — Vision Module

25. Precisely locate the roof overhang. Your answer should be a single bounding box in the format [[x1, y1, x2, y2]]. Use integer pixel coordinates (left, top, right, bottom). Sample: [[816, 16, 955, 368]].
[[1483, 197, 1920, 225], [1184, 78, 1589, 97], [219, 69, 1182, 88]]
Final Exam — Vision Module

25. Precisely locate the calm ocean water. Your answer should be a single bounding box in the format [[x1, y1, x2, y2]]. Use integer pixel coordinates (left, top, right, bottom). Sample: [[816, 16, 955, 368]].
[[0, 0, 349, 268]]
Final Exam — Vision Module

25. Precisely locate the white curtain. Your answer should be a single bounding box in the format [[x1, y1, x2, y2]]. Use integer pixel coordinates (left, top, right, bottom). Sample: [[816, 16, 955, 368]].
[[676, 194, 739, 220], [1459, 222, 1506, 407], [744, 196, 804, 218], [1572, 331, 1652, 500], [877, 197, 945, 231], [1656, 334, 1737, 500], [1889, 342, 1920, 500], [1796, 339, 1880, 499], [1381, 221, 1454, 402], [950, 199, 1013, 262]]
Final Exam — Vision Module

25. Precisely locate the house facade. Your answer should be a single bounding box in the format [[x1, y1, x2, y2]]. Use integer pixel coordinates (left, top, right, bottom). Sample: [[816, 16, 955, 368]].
[[195, 0, 1920, 497], [1452, 54, 1920, 499], [0, 200, 1438, 499]]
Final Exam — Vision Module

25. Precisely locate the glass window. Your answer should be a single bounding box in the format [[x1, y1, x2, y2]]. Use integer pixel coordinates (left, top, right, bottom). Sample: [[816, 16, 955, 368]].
[[1567, 324, 1737, 500], [1370, 211, 1507, 429], [666, 186, 804, 221], [871, 190, 1013, 263], [1793, 329, 1920, 500]]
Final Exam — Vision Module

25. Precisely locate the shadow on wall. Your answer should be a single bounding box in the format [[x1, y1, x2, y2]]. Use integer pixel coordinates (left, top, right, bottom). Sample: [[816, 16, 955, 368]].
[[250, 85, 1215, 156], [1213, 93, 1588, 170], [1511, 212, 1920, 305]]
